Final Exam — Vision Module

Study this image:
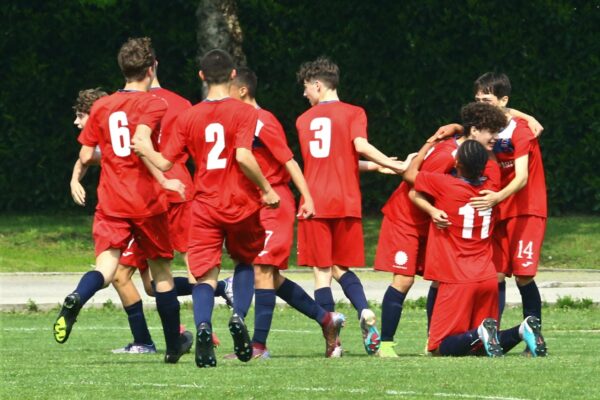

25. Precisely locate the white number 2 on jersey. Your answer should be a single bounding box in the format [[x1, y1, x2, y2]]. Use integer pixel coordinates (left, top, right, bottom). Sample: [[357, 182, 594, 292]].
[[458, 204, 492, 239], [205, 123, 226, 170], [309, 117, 331, 158], [108, 111, 131, 157]]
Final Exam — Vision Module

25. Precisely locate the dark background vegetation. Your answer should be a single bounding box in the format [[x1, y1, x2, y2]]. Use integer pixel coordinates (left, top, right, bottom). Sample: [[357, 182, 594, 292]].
[[2, 0, 598, 214]]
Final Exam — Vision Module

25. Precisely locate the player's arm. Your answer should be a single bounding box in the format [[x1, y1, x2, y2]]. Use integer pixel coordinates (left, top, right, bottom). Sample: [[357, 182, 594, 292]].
[[70, 148, 101, 206], [236, 148, 280, 208], [508, 108, 544, 137], [131, 125, 173, 171], [470, 154, 529, 210], [431, 123, 463, 141], [401, 140, 436, 185], [284, 158, 315, 218], [140, 156, 185, 201], [409, 188, 450, 228], [353, 138, 412, 174]]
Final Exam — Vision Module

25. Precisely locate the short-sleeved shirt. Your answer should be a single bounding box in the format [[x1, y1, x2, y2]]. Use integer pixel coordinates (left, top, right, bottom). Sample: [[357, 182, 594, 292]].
[[78, 90, 168, 218], [415, 171, 499, 284], [254, 108, 293, 186], [151, 87, 194, 203], [296, 101, 367, 218], [494, 117, 547, 220], [162, 97, 261, 223]]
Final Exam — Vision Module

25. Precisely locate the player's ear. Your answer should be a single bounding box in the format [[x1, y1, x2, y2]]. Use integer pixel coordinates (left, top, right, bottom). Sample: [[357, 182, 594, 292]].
[[240, 86, 248, 98], [498, 95, 509, 107], [199, 70, 206, 82], [230, 69, 237, 80]]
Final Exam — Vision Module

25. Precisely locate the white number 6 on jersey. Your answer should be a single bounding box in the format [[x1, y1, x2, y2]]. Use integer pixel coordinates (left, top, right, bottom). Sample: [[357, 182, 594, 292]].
[[109, 111, 131, 157], [309, 117, 331, 158]]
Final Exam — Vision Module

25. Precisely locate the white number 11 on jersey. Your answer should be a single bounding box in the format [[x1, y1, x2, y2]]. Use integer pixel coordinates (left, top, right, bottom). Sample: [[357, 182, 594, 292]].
[[458, 204, 492, 239]]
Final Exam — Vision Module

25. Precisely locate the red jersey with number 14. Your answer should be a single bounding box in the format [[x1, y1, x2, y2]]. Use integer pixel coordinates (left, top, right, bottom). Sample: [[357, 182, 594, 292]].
[[162, 98, 261, 223], [296, 101, 367, 218], [415, 171, 499, 284], [254, 108, 293, 185], [78, 90, 168, 218]]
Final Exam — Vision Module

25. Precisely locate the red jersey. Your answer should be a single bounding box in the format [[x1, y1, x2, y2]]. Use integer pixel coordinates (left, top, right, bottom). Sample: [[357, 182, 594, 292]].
[[494, 117, 547, 219], [78, 90, 168, 218], [296, 101, 366, 218], [162, 98, 261, 223], [254, 108, 293, 186], [415, 171, 499, 284], [151, 87, 194, 203]]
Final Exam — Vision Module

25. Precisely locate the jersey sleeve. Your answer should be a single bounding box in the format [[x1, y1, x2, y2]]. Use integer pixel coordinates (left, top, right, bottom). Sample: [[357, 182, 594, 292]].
[[138, 96, 168, 130], [235, 106, 259, 150], [512, 122, 534, 158], [257, 116, 294, 165], [349, 107, 368, 141], [422, 143, 456, 173], [162, 113, 188, 164], [78, 111, 99, 147], [414, 171, 446, 199]]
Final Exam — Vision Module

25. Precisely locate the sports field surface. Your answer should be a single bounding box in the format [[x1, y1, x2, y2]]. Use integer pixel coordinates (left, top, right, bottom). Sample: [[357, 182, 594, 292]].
[[1, 304, 598, 399]]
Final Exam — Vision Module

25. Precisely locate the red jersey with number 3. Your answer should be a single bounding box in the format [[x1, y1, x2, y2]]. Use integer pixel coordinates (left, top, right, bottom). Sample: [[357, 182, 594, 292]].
[[296, 101, 366, 218], [151, 87, 194, 203], [494, 117, 547, 220], [162, 98, 261, 223], [78, 91, 168, 218], [415, 171, 498, 284], [254, 108, 293, 185]]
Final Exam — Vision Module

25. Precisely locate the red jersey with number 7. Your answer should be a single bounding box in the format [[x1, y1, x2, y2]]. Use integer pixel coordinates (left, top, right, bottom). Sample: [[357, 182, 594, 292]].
[[296, 101, 367, 218], [415, 171, 499, 284], [78, 90, 168, 218], [254, 108, 294, 186], [162, 98, 261, 223]]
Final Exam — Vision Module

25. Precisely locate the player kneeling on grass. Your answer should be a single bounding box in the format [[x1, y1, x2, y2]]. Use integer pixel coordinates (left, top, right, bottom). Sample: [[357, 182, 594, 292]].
[[403, 132, 547, 357]]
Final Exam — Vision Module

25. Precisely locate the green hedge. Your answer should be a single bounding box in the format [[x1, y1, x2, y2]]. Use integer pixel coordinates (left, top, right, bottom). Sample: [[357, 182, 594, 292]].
[[2, 0, 598, 214]]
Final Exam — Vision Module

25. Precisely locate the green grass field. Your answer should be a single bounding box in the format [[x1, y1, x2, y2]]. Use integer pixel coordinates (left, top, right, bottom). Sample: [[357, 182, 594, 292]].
[[0, 213, 599, 272], [1, 304, 599, 399]]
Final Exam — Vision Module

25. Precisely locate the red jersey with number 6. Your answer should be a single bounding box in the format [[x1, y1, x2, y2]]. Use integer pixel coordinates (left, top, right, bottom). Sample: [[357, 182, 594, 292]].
[[78, 90, 168, 218], [296, 101, 367, 218], [162, 98, 261, 223], [415, 171, 499, 284]]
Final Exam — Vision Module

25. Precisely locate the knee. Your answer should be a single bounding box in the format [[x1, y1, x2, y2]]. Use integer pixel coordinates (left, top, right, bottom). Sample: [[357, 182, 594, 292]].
[[515, 275, 534, 286]]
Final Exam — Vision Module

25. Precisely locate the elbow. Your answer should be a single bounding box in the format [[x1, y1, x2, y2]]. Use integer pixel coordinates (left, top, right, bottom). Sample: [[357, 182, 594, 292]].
[[158, 160, 173, 172]]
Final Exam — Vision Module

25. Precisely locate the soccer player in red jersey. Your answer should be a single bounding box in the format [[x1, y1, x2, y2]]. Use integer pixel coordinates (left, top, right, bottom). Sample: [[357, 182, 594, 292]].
[[132, 49, 280, 368], [295, 57, 409, 356], [227, 67, 343, 359], [403, 136, 547, 357], [53, 38, 192, 364]]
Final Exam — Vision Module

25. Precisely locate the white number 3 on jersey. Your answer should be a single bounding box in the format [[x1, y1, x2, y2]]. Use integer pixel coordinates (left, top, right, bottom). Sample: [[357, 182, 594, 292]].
[[309, 117, 331, 158]]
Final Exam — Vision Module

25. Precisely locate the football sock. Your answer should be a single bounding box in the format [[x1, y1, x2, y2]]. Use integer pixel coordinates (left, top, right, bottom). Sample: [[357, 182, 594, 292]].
[[252, 289, 276, 346], [124, 300, 153, 345], [192, 283, 214, 327], [381, 286, 406, 341], [498, 281, 506, 322], [74, 270, 105, 305], [314, 287, 335, 312], [438, 328, 478, 356], [174, 277, 193, 296], [233, 263, 254, 318], [154, 288, 181, 353], [498, 325, 521, 353], [214, 279, 226, 298], [277, 278, 327, 324], [338, 271, 369, 319], [426, 285, 438, 334], [518, 280, 542, 322]]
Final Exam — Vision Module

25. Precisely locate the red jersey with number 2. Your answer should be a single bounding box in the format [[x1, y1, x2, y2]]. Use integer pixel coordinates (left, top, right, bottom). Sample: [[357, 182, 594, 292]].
[[78, 90, 168, 218]]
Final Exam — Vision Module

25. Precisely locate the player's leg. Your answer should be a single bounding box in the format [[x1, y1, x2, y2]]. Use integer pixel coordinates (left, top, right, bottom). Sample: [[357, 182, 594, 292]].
[[250, 264, 276, 359], [426, 281, 439, 333], [492, 220, 510, 323]]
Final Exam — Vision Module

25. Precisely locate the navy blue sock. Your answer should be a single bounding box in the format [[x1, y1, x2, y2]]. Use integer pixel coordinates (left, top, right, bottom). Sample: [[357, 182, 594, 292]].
[[74, 270, 105, 305], [314, 287, 335, 312], [192, 283, 214, 328], [252, 289, 276, 346], [438, 328, 478, 356], [338, 271, 369, 319], [518, 280, 542, 322], [214, 280, 226, 298], [381, 286, 406, 341], [498, 281, 506, 322], [124, 300, 153, 345], [426, 285, 438, 334], [233, 263, 254, 318], [154, 289, 181, 354], [174, 277, 193, 296], [499, 325, 521, 353], [277, 278, 327, 324]]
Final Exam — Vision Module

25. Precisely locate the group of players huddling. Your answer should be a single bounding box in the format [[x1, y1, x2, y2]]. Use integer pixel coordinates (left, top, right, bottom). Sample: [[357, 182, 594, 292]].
[[53, 37, 547, 367]]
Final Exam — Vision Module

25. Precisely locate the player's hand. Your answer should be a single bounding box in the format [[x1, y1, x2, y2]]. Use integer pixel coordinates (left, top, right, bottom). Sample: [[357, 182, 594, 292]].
[[427, 123, 462, 143], [70, 180, 86, 206], [470, 189, 500, 210], [162, 179, 186, 201], [131, 134, 151, 156], [388, 153, 417, 174], [527, 118, 544, 137], [430, 208, 450, 229], [262, 188, 280, 209], [297, 197, 315, 219]]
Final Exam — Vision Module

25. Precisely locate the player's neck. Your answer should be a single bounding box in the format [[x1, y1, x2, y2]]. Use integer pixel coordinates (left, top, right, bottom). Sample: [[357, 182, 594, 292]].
[[319, 89, 339, 103], [205, 84, 230, 101], [244, 98, 259, 108], [123, 80, 150, 92]]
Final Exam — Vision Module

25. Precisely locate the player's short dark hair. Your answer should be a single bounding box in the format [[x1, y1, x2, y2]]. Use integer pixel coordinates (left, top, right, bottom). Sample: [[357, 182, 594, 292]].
[[72, 88, 108, 114], [456, 140, 489, 181], [474, 72, 511, 98], [233, 66, 258, 98], [199, 49, 235, 84], [460, 102, 507, 137], [297, 56, 340, 89], [117, 37, 156, 82]]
